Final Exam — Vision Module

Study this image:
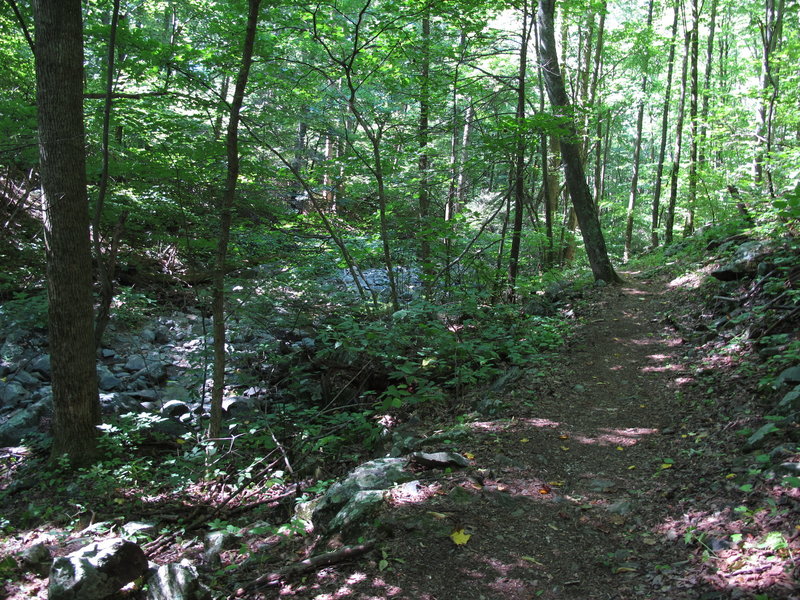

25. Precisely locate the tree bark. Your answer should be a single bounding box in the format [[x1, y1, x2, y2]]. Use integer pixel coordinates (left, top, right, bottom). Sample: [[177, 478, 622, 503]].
[[651, 0, 679, 247], [754, 0, 784, 196], [665, 20, 690, 246], [209, 0, 261, 439], [93, 0, 122, 347], [508, 1, 533, 301], [624, 0, 654, 262], [32, 0, 100, 467], [418, 3, 433, 297], [684, 0, 700, 236], [536, 0, 620, 284]]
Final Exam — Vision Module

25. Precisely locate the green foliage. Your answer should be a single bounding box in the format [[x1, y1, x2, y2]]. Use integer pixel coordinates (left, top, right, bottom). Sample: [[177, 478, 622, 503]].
[[0, 290, 48, 330], [317, 298, 566, 412]]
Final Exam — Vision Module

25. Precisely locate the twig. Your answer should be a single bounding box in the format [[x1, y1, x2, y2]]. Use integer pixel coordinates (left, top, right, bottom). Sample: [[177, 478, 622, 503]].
[[237, 541, 376, 594]]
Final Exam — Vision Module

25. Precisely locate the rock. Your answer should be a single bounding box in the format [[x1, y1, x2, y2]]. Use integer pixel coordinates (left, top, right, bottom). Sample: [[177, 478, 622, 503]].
[[124, 355, 147, 372], [11, 370, 40, 386], [97, 366, 122, 392], [136, 361, 168, 385], [161, 399, 190, 419], [776, 366, 800, 387], [140, 328, 156, 344], [143, 560, 211, 600], [99, 393, 144, 415], [203, 531, 236, 568], [20, 542, 52, 577], [775, 385, 800, 414], [0, 398, 51, 446], [30, 355, 51, 377], [126, 389, 159, 402], [100, 348, 116, 359], [326, 490, 386, 533], [409, 451, 469, 469], [312, 458, 413, 535], [48, 538, 148, 600], [0, 380, 26, 407], [121, 521, 157, 538], [711, 240, 773, 281]]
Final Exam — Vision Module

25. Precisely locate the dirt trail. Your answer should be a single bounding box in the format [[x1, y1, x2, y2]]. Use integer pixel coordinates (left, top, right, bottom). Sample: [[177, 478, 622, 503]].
[[272, 273, 798, 600]]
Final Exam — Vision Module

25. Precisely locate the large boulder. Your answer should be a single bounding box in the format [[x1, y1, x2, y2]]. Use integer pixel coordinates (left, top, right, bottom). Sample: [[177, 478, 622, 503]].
[[48, 538, 148, 600], [711, 240, 774, 281]]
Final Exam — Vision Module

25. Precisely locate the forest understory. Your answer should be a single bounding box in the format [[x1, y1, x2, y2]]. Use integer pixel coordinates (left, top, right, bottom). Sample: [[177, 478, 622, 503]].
[[2, 251, 799, 600]]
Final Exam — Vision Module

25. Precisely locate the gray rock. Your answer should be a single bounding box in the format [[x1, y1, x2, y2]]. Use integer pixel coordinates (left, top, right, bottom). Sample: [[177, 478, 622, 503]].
[[711, 241, 774, 281], [124, 355, 147, 372], [99, 393, 144, 415], [126, 389, 159, 402], [97, 366, 122, 392], [775, 385, 800, 414], [409, 451, 470, 469], [203, 531, 235, 568], [326, 490, 386, 533], [48, 538, 148, 600], [121, 521, 157, 538], [30, 354, 51, 377], [20, 542, 52, 576], [312, 458, 413, 534], [138, 361, 168, 384], [0, 380, 27, 407], [143, 560, 211, 600], [161, 400, 190, 419], [100, 348, 116, 359], [776, 366, 800, 387], [11, 370, 40, 386], [0, 398, 51, 446], [141, 328, 156, 344]]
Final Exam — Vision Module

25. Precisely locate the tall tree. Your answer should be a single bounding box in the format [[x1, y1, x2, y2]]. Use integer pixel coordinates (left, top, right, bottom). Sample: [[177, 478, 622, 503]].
[[32, 0, 100, 467], [507, 0, 533, 301], [651, 0, 680, 247], [754, 0, 785, 195], [684, 0, 700, 236], [624, 0, 655, 261], [665, 15, 690, 246], [536, 0, 620, 284], [418, 2, 433, 296], [209, 0, 262, 439]]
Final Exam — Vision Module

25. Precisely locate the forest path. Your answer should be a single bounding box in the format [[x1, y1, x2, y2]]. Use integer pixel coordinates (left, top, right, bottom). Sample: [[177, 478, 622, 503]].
[[273, 273, 796, 600]]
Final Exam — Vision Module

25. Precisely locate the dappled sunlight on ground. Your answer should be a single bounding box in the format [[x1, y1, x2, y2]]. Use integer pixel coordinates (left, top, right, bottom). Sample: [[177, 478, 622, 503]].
[[573, 427, 660, 447], [654, 483, 800, 595]]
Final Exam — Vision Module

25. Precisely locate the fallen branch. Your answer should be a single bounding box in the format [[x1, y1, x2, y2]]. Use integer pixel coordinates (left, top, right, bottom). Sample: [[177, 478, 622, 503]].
[[237, 540, 376, 594]]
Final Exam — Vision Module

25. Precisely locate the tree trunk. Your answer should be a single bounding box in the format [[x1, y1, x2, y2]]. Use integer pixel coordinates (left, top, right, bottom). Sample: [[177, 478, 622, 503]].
[[33, 0, 100, 468], [624, 0, 654, 262], [418, 4, 433, 297], [536, 0, 620, 284], [684, 0, 700, 236], [507, 1, 532, 301], [93, 0, 123, 348], [651, 0, 679, 247], [754, 0, 784, 196], [209, 0, 261, 440], [665, 20, 690, 246]]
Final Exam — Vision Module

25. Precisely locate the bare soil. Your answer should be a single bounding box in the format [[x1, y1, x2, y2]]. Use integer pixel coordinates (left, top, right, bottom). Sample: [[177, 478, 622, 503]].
[[257, 272, 799, 600]]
